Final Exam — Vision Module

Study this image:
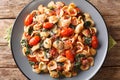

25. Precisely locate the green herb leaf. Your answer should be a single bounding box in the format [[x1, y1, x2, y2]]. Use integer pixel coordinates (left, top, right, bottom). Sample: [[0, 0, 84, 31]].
[[29, 61, 35, 66], [84, 21, 91, 28], [84, 37, 91, 45]]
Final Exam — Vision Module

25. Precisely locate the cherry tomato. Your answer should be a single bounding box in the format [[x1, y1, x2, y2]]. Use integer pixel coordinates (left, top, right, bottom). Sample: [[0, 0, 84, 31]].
[[92, 35, 98, 49], [65, 50, 74, 62], [43, 22, 54, 29], [24, 14, 33, 26], [60, 27, 74, 37], [29, 36, 40, 46]]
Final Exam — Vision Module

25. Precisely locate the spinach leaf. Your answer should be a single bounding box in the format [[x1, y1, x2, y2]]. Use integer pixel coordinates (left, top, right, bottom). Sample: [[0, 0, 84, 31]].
[[25, 48, 31, 55], [84, 37, 91, 45], [21, 39, 30, 48], [84, 21, 91, 28], [28, 27, 33, 35], [29, 61, 35, 66]]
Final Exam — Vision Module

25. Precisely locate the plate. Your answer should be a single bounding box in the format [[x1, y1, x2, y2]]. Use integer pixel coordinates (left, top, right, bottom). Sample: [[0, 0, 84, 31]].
[[11, 0, 108, 80]]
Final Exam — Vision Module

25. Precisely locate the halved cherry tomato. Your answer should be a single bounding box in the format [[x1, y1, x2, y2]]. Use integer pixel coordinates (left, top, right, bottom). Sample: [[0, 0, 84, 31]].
[[60, 27, 74, 37], [43, 22, 54, 29], [65, 50, 74, 62], [92, 35, 98, 49], [29, 36, 40, 46], [24, 14, 33, 26]]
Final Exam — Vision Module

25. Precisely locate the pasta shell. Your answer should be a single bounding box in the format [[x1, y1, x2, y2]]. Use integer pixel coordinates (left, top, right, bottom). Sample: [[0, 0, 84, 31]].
[[59, 9, 64, 17], [49, 71, 59, 78], [83, 13, 91, 19], [75, 20, 84, 34], [47, 1, 56, 9], [32, 64, 41, 73], [38, 5, 44, 13], [39, 62, 47, 71], [63, 60, 71, 72], [62, 71, 72, 78], [22, 47, 27, 56], [80, 64, 90, 71], [56, 1, 65, 8], [69, 3, 76, 8], [67, 7, 77, 17], [40, 56, 49, 62], [58, 16, 71, 27], [47, 60, 57, 71], [34, 14, 47, 23], [33, 23, 42, 31], [87, 57, 94, 66], [71, 17, 79, 26], [56, 55, 67, 62], [70, 34, 78, 43], [81, 50, 91, 57], [43, 38, 52, 49], [53, 40, 64, 50], [31, 10, 40, 16], [71, 71, 77, 77], [48, 16, 59, 24], [83, 46, 90, 54], [64, 40, 73, 49], [90, 47, 96, 56], [32, 68, 41, 74], [89, 27, 97, 35], [76, 41, 84, 53], [40, 31, 50, 38]]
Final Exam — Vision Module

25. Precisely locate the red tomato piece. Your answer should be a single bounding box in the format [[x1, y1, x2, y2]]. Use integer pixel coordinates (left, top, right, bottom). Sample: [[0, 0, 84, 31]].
[[60, 27, 74, 37], [75, 7, 81, 13], [92, 35, 98, 49], [27, 55, 38, 62], [43, 22, 54, 29], [29, 36, 40, 46], [24, 14, 33, 26], [50, 48, 57, 56], [65, 50, 74, 62]]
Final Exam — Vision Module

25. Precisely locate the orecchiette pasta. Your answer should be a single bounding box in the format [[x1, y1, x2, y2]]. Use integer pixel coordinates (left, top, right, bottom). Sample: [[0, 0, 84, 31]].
[[49, 71, 59, 78], [39, 62, 47, 71], [43, 38, 52, 49], [21, 1, 99, 78], [75, 19, 84, 34], [47, 60, 57, 71], [62, 71, 72, 78], [48, 16, 59, 24], [58, 16, 71, 27], [63, 60, 71, 72]]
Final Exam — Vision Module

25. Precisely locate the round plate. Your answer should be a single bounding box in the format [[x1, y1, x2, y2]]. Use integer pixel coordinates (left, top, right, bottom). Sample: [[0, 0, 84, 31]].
[[11, 0, 108, 80]]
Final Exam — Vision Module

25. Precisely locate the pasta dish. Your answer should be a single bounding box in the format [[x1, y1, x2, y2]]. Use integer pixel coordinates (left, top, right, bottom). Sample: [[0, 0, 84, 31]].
[[20, 1, 99, 78]]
